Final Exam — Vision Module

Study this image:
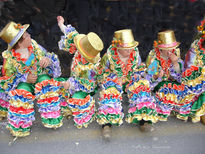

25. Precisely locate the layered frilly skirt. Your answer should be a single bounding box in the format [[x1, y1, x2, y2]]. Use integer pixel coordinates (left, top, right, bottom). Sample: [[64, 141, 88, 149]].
[[155, 66, 205, 122], [7, 75, 63, 137], [0, 89, 9, 119], [67, 77, 97, 128], [97, 73, 158, 125]]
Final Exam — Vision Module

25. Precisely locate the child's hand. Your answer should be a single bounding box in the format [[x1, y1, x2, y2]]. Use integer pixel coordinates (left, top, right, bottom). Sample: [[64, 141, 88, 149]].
[[158, 69, 164, 78], [60, 81, 70, 90], [39, 57, 50, 68], [153, 69, 164, 80], [27, 73, 37, 83], [168, 52, 178, 65], [57, 16, 65, 27]]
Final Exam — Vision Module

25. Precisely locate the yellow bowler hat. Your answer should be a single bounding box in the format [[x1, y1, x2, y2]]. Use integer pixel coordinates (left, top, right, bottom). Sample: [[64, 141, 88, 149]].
[[74, 32, 104, 63], [0, 21, 29, 50], [112, 29, 138, 49], [157, 30, 180, 50]]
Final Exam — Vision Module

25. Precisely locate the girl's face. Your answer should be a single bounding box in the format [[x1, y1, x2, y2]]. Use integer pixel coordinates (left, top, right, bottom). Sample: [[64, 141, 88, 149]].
[[160, 49, 172, 57], [117, 48, 133, 58], [17, 32, 31, 48]]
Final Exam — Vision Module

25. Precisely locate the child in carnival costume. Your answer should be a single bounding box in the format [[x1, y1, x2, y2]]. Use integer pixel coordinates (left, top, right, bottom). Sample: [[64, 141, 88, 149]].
[[0, 22, 62, 137], [146, 30, 200, 122], [183, 19, 205, 124], [97, 29, 158, 139], [57, 16, 104, 128]]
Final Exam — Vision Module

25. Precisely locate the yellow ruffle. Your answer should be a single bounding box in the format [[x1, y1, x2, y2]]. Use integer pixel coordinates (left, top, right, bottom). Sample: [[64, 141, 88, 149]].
[[61, 108, 72, 117], [180, 93, 196, 104], [9, 100, 34, 109], [101, 87, 121, 95], [183, 70, 205, 86], [157, 116, 167, 121], [43, 121, 63, 129], [194, 103, 205, 117], [192, 116, 201, 123], [157, 92, 196, 105], [39, 92, 59, 99], [157, 92, 179, 103], [96, 117, 123, 125], [192, 41, 205, 67], [7, 127, 30, 137], [0, 110, 7, 117], [128, 80, 150, 92], [126, 114, 158, 124], [176, 115, 188, 121], [66, 31, 78, 39]]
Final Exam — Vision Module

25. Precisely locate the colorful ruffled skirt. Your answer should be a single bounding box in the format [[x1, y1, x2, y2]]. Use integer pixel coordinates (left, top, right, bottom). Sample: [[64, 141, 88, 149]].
[[35, 75, 63, 128], [155, 81, 194, 121], [7, 83, 35, 137], [54, 77, 72, 118], [97, 74, 124, 125], [0, 89, 9, 119], [68, 91, 96, 128], [126, 73, 158, 124], [181, 66, 205, 122], [155, 66, 205, 122]]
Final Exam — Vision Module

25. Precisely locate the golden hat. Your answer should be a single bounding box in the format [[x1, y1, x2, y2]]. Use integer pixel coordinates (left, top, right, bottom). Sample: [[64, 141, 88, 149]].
[[0, 21, 29, 50], [157, 30, 180, 50], [74, 32, 104, 63], [112, 29, 138, 49]]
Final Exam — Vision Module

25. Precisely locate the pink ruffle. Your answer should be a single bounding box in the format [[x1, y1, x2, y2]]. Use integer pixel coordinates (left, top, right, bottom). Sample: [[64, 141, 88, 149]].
[[9, 120, 33, 128], [128, 102, 156, 113], [60, 101, 68, 107], [156, 107, 171, 115], [0, 99, 9, 108], [74, 107, 95, 125], [41, 111, 61, 119], [98, 108, 122, 115], [173, 109, 190, 115]]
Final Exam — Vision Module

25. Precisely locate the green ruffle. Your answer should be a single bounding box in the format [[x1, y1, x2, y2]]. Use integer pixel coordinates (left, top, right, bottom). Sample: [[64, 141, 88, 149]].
[[158, 113, 169, 119], [54, 77, 68, 82], [41, 116, 63, 125], [16, 82, 34, 94], [36, 74, 51, 83], [191, 92, 205, 113], [183, 67, 202, 80], [61, 106, 68, 109], [0, 105, 8, 111], [126, 107, 157, 124], [7, 123, 30, 132], [72, 91, 88, 99], [97, 113, 123, 126]]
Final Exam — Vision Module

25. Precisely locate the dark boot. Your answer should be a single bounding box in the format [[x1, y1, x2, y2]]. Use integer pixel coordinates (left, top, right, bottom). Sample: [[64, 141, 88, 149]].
[[102, 124, 112, 140], [139, 120, 152, 132]]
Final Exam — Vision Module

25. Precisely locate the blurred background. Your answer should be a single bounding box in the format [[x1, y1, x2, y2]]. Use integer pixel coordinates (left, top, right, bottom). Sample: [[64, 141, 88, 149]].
[[0, 0, 204, 76]]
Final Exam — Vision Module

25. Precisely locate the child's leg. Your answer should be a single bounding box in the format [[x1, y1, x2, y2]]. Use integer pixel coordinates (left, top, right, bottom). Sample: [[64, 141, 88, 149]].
[[7, 82, 35, 137]]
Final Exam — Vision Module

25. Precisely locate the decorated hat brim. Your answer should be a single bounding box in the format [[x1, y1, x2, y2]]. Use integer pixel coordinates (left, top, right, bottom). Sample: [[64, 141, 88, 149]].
[[115, 41, 139, 49], [157, 42, 180, 50], [7, 24, 30, 50], [74, 34, 100, 64]]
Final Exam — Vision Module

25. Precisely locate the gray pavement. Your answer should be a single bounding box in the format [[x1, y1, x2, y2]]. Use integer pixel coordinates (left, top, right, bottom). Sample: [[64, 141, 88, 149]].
[[1, 94, 205, 154]]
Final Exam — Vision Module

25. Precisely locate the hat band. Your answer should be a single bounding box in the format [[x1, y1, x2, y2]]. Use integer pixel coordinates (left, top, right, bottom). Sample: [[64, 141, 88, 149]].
[[158, 42, 178, 48], [117, 42, 135, 48], [9, 28, 25, 47]]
